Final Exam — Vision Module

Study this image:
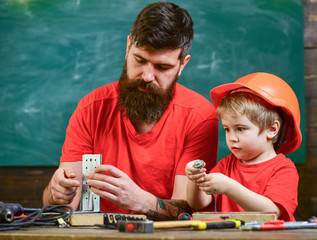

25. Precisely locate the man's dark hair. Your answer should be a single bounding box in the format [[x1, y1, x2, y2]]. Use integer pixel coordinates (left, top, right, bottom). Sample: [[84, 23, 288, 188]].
[[130, 1, 194, 61]]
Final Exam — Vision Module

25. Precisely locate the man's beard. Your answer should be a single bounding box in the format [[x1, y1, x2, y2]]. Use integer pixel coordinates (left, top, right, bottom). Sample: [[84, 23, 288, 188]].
[[118, 62, 177, 125]]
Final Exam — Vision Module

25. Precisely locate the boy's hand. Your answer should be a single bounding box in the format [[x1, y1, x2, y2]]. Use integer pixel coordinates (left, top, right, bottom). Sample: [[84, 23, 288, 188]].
[[185, 160, 207, 183], [197, 172, 232, 195]]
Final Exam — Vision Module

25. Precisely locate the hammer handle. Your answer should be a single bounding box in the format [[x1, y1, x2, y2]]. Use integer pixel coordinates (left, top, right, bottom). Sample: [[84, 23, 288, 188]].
[[153, 220, 200, 229]]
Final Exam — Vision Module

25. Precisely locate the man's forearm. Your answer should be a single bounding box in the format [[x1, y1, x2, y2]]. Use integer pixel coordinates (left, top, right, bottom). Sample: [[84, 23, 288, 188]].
[[43, 182, 54, 205], [145, 198, 191, 220]]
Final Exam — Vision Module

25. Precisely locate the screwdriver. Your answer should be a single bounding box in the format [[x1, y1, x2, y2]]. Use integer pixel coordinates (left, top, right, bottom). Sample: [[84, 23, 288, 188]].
[[0, 202, 39, 216], [191, 219, 244, 230], [240, 219, 317, 231]]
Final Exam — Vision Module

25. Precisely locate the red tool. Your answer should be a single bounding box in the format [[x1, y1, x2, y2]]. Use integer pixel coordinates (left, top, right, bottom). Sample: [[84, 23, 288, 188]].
[[118, 220, 154, 233], [241, 218, 317, 231]]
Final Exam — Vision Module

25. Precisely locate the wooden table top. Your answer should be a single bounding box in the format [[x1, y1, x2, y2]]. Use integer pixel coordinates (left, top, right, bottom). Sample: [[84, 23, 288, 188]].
[[1, 226, 317, 240]]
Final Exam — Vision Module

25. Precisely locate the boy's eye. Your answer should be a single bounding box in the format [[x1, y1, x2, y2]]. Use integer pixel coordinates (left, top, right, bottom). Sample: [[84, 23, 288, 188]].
[[237, 127, 244, 131], [223, 127, 229, 132]]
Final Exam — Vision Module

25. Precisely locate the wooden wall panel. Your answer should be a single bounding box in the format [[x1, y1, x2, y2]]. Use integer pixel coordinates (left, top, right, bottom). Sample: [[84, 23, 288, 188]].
[[0, 167, 56, 208], [304, 0, 317, 46], [295, 0, 317, 221]]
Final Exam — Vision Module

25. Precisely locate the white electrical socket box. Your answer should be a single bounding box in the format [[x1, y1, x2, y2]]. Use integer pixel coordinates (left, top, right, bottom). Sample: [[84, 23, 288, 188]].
[[79, 154, 102, 212]]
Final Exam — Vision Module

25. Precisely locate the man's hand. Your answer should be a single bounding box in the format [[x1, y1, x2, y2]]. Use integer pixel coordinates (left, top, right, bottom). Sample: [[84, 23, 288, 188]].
[[46, 167, 81, 205], [86, 165, 150, 213]]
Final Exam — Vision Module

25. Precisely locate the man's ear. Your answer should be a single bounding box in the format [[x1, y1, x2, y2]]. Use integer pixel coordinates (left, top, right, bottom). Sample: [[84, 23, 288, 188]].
[[125, 35, 131, 59], [178, 55, 191, 76], [267, 120, 280, 140]]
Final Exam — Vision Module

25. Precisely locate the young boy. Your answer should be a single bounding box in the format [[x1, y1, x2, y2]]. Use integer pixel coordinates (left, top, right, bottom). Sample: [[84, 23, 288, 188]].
[[185, 72, 302, 221]]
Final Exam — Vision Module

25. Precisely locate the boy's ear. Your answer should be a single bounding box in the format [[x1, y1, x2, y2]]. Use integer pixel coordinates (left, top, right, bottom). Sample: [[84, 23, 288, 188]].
[[267, 120, 280, 140]]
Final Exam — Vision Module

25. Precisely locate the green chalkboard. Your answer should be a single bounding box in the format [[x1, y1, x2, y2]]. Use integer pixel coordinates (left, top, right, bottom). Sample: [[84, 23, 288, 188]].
[[0, 0, 305, 166]]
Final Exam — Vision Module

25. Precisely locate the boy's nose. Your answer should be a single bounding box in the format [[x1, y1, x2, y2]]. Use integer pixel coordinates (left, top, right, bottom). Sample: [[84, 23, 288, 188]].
[[228, 133, 238, 142]]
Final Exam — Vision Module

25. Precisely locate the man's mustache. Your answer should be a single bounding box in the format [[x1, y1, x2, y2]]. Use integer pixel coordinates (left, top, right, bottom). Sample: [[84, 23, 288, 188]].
[[130, 79, 158, 93]]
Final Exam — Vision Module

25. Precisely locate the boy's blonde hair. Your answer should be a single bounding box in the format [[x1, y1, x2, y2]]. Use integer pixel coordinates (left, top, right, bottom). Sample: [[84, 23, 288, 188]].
[[216, 91, 283, 148]]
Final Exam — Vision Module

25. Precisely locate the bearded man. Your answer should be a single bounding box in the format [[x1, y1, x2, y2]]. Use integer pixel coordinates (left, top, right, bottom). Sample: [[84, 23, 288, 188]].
[[43, 1, 218, 220]]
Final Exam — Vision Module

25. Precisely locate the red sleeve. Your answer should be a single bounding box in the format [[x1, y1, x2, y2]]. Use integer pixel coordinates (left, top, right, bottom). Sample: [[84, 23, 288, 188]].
[[263, 160, 299, 221], [176, 117, 218, 175], [60, 101, 93, 163]]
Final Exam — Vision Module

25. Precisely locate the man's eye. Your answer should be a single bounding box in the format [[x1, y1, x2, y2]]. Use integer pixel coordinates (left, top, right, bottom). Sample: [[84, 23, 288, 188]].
[[157, 65, 170, 71], [135, 57, 145, 63]]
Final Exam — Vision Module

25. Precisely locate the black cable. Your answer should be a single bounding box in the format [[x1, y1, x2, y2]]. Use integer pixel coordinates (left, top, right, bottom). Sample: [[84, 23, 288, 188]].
[[0, 205, 73, 231]]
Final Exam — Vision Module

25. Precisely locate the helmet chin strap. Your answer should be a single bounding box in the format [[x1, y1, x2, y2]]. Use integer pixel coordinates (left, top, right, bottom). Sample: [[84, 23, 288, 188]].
[[275, 112, 292, 152]]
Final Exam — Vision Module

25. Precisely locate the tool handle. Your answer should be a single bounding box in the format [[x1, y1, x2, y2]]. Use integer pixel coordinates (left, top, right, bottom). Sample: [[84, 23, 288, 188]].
[[0, 207, 14, 223], [192, 220, 241, 230], [205, 221, 237, 229], [153, 220, 199, 229], [0, 202, 24, 216]]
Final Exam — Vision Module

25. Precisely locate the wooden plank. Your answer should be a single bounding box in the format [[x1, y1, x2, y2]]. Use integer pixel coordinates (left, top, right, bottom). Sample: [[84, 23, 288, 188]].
[[1, 226, 317, 240], [306, 147, 317, 166], [69, 212, 105, 226], [305, 49, 317, 76], [301, 0, 317, 223], [192, 212, 276, 224], [305, 77, 317, 98], [304, 0, 317, 47], [305, 98, 317, 148]]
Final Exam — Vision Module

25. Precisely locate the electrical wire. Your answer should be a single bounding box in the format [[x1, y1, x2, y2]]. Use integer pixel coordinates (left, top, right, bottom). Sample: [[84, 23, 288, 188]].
[[0, 205, 73, 231]]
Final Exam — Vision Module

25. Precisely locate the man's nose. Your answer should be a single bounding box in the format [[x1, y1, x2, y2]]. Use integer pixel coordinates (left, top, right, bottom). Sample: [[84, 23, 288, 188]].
[[142, 64, 155, 82]]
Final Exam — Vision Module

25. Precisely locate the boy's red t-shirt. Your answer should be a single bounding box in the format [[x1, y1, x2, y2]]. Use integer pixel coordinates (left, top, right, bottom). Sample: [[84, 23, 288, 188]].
[[210, 153, 299, 221]]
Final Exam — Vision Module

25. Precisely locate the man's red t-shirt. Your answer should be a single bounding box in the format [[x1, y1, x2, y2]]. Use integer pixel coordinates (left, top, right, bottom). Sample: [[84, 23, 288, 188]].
[[61, 81, 219, 212]]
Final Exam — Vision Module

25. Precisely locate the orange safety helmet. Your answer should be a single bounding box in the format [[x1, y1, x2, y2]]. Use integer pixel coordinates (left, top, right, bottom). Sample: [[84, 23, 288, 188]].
[[210, 72, 302, 154]]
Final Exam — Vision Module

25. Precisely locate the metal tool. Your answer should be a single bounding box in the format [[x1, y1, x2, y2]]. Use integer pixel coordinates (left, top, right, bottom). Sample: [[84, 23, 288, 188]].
[[0, 207, 14, 223], [214, 189, 217, 213], [104, 212, 147, 227], [193, 160, 205, 169], [241, 219, 317, 231]]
